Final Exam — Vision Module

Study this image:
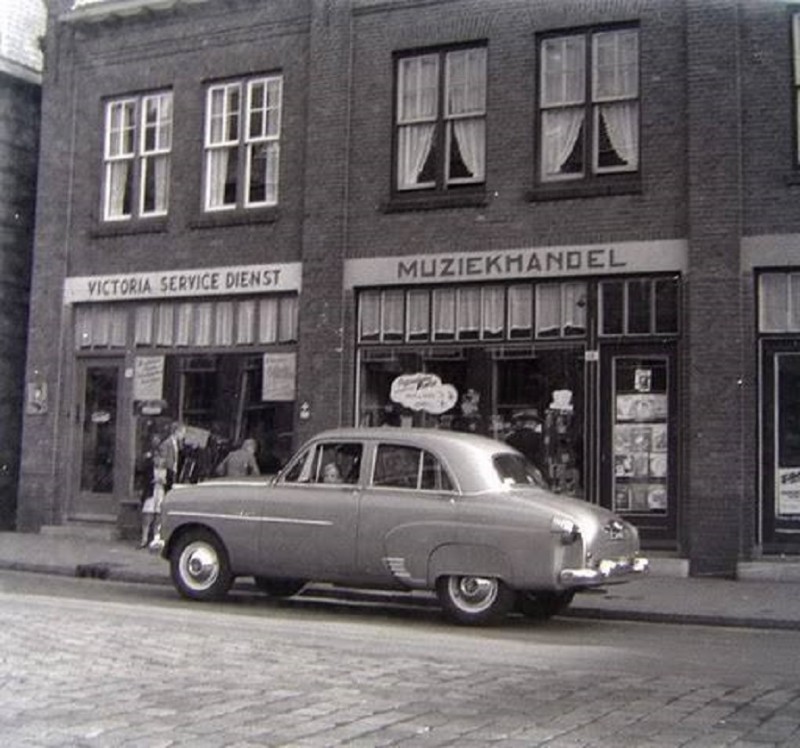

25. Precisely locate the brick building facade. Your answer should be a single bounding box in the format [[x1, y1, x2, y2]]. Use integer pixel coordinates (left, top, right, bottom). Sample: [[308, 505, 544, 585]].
[[17, 0, 800, 575], [0, 0, 45, 529]]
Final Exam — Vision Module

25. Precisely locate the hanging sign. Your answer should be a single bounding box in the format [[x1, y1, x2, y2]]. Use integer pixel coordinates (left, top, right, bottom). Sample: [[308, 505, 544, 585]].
[[263, 353, 296, 402], [390, 373, 458, 415]]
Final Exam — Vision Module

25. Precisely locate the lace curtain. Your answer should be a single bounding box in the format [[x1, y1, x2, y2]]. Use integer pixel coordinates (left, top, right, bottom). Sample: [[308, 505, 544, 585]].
[[397, 55, 438, 189]]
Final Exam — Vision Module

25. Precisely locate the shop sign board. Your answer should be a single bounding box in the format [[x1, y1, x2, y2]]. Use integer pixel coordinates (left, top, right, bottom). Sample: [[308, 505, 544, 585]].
[[778, 468, 800, 516], [263, 353, 296, 402], [344, 239, 687, 288], [390, 373, 458, 415], [64, 262, 302, 304]]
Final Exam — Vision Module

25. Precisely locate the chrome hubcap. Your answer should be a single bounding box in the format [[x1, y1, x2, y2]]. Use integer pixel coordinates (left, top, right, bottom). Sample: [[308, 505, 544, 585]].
[[180, 542, 219, 591], [449, 576, 498, 613]]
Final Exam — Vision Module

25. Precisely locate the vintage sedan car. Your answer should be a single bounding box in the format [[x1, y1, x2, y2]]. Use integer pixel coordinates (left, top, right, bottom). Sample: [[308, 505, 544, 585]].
[[151, 427, 648, 625]]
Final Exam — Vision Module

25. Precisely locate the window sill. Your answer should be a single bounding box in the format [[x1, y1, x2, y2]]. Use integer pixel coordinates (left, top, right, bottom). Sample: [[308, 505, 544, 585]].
[[90, 217, 168, 238], [381, 191, 488, 213], [189, 207, 280, 229], [527, 178, 642, 202]]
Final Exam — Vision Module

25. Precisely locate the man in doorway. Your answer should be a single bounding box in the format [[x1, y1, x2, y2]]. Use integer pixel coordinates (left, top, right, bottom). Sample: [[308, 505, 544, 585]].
[[158, 421, 186, 491]]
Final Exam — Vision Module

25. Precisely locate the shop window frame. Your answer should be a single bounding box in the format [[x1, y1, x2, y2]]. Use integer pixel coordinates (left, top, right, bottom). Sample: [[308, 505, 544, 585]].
[[598, 276, 680, 337]]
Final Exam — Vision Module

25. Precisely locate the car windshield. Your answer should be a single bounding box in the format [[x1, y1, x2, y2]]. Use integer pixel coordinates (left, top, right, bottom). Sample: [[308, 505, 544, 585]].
[[493, 452, 548, 488]]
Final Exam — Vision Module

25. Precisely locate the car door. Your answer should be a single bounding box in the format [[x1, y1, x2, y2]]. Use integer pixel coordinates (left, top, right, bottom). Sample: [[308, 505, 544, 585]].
[[257, 440, 363, 580], [357, 442, 459, 587]]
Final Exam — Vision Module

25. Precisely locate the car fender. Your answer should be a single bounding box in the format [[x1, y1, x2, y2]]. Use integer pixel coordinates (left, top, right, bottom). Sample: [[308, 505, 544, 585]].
[[427, 543, 512, 587]]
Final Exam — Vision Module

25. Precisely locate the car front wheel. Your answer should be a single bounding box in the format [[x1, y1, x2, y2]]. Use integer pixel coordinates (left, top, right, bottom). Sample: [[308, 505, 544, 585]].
[[436, 575, 515, 625], [170, 529, 233, 601]]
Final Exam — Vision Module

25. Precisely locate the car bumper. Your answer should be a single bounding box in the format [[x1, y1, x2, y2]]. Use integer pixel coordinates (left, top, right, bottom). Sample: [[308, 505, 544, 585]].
[[559, 556, 649, 587]]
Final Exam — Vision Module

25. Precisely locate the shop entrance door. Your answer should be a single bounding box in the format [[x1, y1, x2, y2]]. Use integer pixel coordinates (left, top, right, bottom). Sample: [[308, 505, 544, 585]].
[[761, 340, 800, 552], [600, 345, 678, 547], [73, 359, 125, 520]]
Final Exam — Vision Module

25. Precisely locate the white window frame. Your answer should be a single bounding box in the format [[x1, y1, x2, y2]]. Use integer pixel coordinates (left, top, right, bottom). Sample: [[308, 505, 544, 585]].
[[204, 75, 283, 212], [102, 92, 172, 222], [793, 14, 800, 164]]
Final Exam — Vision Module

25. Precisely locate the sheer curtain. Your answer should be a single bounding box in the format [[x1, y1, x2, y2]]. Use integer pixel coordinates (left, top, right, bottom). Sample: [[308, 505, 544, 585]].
[[448, 48, 486, 181], [397, 55, 438, 189], [540, 36, 585, 180], [594, 29, 639, 171], [601, 102, 638, 168], [508, 285, 533, 337], [541, 108, 583, 178]]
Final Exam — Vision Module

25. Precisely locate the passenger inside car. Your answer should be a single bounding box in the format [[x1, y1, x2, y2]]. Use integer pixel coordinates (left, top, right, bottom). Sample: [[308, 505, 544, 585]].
[[322, 462, 343, 484]]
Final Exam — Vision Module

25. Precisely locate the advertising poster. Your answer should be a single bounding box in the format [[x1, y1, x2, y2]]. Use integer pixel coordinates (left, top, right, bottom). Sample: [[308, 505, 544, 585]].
[[778, 468, 800, 516], [262, 353, 297, 402], [133, 356, 164, 401]]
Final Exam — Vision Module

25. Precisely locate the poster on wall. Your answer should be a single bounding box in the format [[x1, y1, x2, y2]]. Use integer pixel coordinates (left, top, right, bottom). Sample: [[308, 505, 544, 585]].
[[778, 468, 800, 516], [263, 353, 296, 401], [390, 373, 458, 415], [133, 356, 165, 402]]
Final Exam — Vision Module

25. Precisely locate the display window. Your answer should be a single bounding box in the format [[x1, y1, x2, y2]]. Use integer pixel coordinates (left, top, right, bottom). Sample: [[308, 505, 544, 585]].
[[357, 345, 585, 497]]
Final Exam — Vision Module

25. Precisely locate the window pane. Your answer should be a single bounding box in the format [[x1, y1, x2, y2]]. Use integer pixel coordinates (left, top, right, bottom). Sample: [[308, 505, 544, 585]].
[[627, 279, 651, 334], [563, 282, 587, 336], [359, 291, 381, 341], [654, 278, 679, 334], [215, 302, 234, 345], [407, 289, 430, 341], [421, 451, 454, 491], [593, 29, 639, 101], [134, 306, 154, 346], [601, 281, 624, 335], [446, 47, 486, 116], [206, 147, 238, 209], [383, 290, 405, 341], [279, 295, 298, 342], [457, 287, 481, 340], [259, 297, 279, 343], [433, 288, 456, 340], [541, 108, 585, 180], [760, 274, 788, 332], [105, 161, 133, 219], [508, 284, 533, 338], [541, 36, 585, 106], [398, 55, 438, 122], [536, 285, 561, 337], [482, 286, 505, 339], [141, 153, 170, 215], [247, 141, 279, 205], [374, 444, 422, 489]]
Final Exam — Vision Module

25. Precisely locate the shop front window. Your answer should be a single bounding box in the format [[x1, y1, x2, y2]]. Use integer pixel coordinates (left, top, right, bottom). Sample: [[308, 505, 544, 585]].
[[357, 345, 584, 497]]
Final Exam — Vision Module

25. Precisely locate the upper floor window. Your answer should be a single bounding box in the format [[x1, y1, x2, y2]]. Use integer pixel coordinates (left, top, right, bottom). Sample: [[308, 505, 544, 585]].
[[103, 91, 172, 221], [204, 75, 282, 211], [395, 45, 486, 193], [538, 27, 639, 183], [760, 272, 800, 332]]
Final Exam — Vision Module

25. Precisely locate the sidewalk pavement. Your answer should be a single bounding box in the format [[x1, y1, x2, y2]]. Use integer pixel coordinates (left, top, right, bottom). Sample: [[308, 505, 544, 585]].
[[2, 527, 800, 630]]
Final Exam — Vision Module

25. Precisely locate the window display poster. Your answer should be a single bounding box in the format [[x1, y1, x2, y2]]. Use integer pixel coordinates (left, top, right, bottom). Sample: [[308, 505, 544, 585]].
[[616, 393, 668, 422], [133, 356, 164, 401], [778, 468, 800, 516], [262, 353, 296, 401]]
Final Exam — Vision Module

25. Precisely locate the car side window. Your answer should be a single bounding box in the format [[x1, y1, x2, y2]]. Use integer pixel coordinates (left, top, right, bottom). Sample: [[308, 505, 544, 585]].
[[373, 444, 454, 491], [313, 442, 363, 485], [281, 443, 363, 485]]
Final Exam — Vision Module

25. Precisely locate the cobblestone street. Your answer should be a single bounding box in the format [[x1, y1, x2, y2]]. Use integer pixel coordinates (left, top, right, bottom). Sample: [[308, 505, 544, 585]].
[[1, 579, 799, 747]]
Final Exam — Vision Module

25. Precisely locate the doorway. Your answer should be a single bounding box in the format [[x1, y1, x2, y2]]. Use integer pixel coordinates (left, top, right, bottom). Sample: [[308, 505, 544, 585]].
[[600, 345, 678, 546], [73, 359, 125, 519], [761, 340, 800, 553]]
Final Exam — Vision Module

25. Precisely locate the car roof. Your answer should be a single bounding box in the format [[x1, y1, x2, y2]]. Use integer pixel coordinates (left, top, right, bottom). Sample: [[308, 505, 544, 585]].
[[303, 427, 518, 493]]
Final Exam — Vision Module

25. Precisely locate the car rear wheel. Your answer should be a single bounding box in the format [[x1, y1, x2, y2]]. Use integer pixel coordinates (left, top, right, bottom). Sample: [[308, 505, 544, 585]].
[[170, 529, 233, 601], [518, 590, 575, 620], [253, 577, 306, 598], [436, 575, 515, 625]]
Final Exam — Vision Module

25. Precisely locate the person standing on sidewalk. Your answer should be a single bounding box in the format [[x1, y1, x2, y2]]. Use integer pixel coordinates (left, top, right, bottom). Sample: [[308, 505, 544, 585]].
[[158, 421, 185, 491]]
